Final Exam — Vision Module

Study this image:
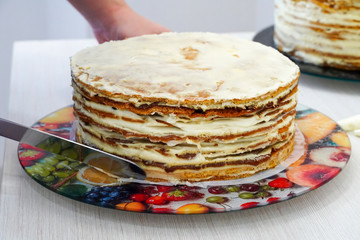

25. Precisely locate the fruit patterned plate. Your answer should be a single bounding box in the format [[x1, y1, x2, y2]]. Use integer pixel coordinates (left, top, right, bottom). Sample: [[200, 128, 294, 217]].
[[18, 105, 351, 214], [253, 26, 360, 81]]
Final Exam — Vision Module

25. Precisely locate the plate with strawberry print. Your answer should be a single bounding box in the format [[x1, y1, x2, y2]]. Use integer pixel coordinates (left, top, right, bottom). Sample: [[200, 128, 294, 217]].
[[18, 104, 351, 214]]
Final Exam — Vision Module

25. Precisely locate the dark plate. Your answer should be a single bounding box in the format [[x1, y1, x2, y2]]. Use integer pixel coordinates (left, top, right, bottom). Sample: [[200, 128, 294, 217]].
[[253, 26, 360, 81]]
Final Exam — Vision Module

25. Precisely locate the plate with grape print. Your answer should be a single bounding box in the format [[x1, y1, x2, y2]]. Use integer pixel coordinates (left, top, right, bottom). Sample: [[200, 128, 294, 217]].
[[18, 105, 351, 214]]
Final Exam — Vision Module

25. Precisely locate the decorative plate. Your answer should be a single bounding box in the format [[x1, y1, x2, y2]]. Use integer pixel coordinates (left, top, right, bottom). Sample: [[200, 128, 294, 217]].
[[253, 26, 360, 81], [18, 105, 351, 214]]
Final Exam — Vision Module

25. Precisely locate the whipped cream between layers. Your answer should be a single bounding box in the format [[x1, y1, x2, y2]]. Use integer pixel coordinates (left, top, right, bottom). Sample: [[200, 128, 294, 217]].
[[72, 86, 297, 140], [71, 32, 300, 110], [74, 106, 295, 162], [73, 84, 297, 165], [274, 0, 360, 69], [71, 32, 300, 182]]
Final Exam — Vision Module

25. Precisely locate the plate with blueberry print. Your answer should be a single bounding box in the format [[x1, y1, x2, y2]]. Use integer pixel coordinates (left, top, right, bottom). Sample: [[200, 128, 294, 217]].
[[18, 104, 351, 214]]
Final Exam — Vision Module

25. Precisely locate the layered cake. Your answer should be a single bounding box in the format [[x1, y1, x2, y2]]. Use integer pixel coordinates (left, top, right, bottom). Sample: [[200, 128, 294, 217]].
[[274, 0, 360, 70], [71, 32, 300, 183]]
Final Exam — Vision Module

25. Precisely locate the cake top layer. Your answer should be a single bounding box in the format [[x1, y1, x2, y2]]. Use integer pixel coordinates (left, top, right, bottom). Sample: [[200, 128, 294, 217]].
[[71, 32, 299, 106]]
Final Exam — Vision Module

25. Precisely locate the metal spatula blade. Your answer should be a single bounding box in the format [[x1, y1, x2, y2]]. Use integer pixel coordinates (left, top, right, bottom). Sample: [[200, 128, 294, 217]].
[[0, 118, 146, 180]]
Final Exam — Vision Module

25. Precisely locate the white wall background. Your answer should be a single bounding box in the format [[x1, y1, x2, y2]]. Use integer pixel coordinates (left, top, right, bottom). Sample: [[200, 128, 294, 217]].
[[0, 0, 274, 155], [128, 0, 275, 32]]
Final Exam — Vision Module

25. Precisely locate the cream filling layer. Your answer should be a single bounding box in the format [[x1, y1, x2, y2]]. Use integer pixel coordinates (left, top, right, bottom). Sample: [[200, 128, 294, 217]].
[[73, 90, 296, 140], [77, 122, 293, 166], [73, 78, 298, 111], [78, 119, 294, 157], [71, 32, 299, 109]]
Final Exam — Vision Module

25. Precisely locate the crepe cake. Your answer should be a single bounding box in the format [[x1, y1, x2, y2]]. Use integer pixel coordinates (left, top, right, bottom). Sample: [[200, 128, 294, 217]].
[[274, 0, 360, 70], [70, 32, 300, 183]]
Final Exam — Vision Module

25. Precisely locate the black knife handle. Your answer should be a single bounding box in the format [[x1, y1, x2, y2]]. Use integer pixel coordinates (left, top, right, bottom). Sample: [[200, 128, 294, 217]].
[[0, 118, 28, 142]]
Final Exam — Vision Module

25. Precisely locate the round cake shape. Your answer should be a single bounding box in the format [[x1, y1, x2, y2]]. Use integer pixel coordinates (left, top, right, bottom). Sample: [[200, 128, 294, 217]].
[[71, 32, 300, 183], [71, 32, 299, 110]]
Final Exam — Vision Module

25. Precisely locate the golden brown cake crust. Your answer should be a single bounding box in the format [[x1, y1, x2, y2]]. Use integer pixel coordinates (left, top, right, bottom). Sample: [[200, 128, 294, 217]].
[[71, 75, 300, 111], [71, 32, 300, 183], [76, 130, 295, 183], [72, 79, 298, 118], [71, 32, 300, 110]]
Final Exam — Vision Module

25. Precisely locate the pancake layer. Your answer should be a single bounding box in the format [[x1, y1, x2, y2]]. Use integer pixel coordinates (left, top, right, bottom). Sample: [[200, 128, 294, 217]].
[[71, 32, 300, 183]]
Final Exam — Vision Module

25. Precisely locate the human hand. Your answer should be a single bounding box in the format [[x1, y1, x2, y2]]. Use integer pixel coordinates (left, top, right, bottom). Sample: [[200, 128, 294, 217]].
[[92, 4, 170, 43], [69, 0, 170, 43]]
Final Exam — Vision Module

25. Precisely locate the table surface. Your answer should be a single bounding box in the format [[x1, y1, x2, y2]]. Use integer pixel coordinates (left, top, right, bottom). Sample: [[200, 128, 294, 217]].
[[1, 33, 360, 240]]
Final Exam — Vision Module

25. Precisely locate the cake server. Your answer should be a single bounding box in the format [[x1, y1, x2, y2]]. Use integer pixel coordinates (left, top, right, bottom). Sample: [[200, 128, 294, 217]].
[[0, 118, 146, 180]]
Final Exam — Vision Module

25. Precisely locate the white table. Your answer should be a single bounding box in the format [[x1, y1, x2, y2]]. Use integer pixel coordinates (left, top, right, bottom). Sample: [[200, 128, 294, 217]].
[[1, 33, 360, 240]]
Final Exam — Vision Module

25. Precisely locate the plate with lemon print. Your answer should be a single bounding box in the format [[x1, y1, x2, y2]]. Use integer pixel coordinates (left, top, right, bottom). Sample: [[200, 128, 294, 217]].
[[18, 105, 351, 214]]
